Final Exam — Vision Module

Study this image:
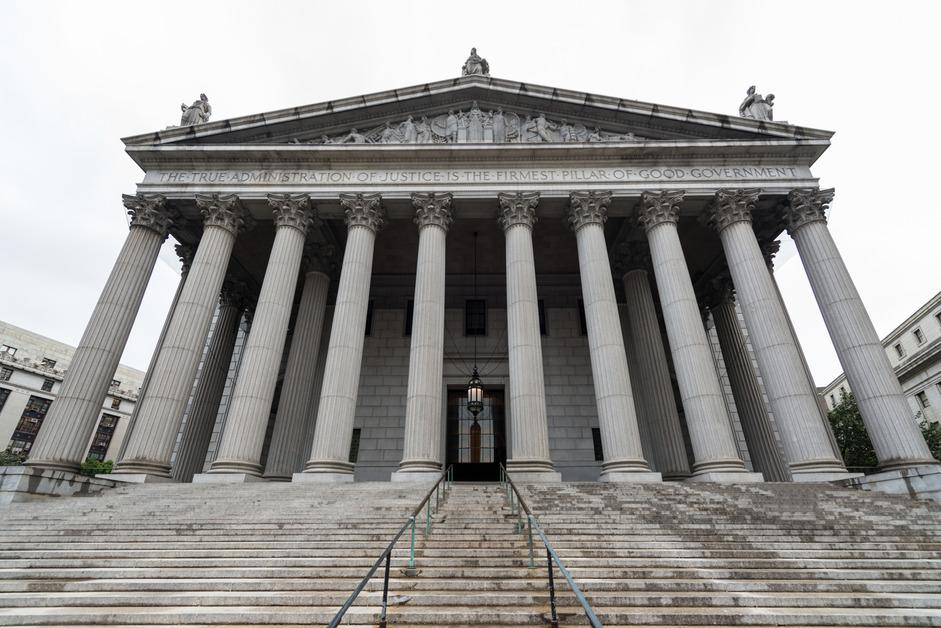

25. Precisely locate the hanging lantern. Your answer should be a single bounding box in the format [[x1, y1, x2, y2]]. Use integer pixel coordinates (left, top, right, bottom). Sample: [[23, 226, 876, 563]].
[[467, 366, 484, 417]]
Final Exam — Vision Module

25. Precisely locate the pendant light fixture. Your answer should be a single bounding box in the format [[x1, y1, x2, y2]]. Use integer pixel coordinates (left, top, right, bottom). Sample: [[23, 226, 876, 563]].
[[466, 231, 484, 417]]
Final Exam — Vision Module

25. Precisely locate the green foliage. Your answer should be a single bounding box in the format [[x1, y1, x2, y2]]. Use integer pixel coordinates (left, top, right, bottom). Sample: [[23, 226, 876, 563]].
[[919, 417, 941, 462], [79, 458, 113, 477], [0, 448, 27, 466]]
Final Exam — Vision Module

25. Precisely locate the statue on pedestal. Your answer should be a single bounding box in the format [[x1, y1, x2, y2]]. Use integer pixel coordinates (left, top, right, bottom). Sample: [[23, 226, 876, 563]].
[[180, 93, 211, 126], [739, 86, 775, 121], [461, 47, 490, 76]]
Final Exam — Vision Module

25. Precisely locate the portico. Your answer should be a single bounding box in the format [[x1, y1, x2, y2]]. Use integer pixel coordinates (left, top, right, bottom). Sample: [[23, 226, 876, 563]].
[[20, 70, 938, 497]]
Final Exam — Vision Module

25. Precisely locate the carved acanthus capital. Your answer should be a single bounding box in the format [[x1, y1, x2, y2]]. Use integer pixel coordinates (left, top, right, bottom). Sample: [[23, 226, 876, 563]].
[[567, 191, 612, 232], [174, 243, 195, 275], [698, 272, 735, 311], [303, 243, 338, 277], [784, 188, 834, 233], [267, 194, 317, 236], [196, 193, 253, 235], [497, 192, 540, 231], [703, 189, 761, 233], [411, 193, 454, 231], [123, 194, 173, 239], [637, 190, 685, 232], [759, 238, 781, 270], [219, 279, 250, 311], [340, 193, 385, 233], [612, 241, 651, 277]]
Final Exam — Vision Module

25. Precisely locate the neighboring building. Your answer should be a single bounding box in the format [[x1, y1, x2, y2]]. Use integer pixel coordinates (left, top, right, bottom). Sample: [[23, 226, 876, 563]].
[[0, 321, 144, 461], [822, 291, 941, 423]]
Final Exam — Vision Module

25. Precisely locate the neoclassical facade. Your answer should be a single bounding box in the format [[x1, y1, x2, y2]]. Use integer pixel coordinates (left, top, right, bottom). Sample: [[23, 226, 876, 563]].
[[20, 69, 939, 490]]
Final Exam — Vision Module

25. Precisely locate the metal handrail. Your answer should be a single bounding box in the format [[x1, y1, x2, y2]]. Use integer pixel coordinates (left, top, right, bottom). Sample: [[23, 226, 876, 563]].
[[327, 465, 453, 628], [499, 464, 603, 628]]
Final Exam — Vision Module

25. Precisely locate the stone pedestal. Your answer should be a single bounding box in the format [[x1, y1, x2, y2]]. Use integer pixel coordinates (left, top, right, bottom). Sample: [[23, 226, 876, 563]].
[[26, 195, 172, 473], [1, 466, 116, 504], [837, 465, 941, 503], [497, 192, 559, 482], [301, 194, 384, 482]]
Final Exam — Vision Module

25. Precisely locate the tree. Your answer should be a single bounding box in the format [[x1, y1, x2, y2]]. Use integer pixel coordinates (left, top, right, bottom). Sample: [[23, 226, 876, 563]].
[[827, 391, 941, 472]]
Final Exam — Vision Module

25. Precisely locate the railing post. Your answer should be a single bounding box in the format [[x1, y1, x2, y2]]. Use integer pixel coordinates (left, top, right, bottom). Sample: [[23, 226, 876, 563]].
[[379, 552, 391, 628], [435, 481, 441, 511], [527, 515, 535, 569], [517, 502, 523, 533], [408, 516, 416, 570], [546, 548, 559, 628]]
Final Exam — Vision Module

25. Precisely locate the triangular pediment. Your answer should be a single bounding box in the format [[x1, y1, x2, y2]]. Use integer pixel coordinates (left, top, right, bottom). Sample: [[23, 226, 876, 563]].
[[123, 75, 831, 151]]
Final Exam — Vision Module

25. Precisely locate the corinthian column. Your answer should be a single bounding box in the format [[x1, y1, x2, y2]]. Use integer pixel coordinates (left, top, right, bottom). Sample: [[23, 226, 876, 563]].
[[27, 194, 173, 472], [112, 194, 251, 480], [637, 190, 761, 482], [497, 192, 560, 482], [202, 194, 316, 481], [617, 246, 691, 480], [172, 281, 247, 482], [392, 193, 453, 482], [298, 193, 385, 482], [705, 190, 852, 481], [263, 249, 332, 481], [785, 188, 936, 470], [567, 192, 659, 482]]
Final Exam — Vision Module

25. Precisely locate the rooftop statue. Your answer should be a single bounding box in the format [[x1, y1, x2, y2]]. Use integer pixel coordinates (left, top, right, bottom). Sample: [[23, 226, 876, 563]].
[[180, 93, 211, 126], [462, 47, 489, 76], [738, 86, 774, 121]]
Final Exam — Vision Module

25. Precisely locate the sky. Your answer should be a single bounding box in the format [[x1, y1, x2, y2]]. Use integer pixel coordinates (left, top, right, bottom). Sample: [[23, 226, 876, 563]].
[[0, 0, 938, 386]]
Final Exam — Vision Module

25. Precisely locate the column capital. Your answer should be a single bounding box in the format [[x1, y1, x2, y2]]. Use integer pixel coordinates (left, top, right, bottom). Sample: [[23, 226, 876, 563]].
[[567, 191, 612, 231], [612, 241, 651, 277], [759, 238, 781, 270], [637, 190, 684, 231], [497, 192, 539, 230], [698, 272, 735, 311], [123, 193, 173, 239], [703, 188, 761, 233], [196, 193, 254, 235], [174, 243, 195, 275], [267, 194, 318, 236], [219, 279, 250, 311], [784, 187, 834, 233], [411, 192, 453, 231], [303, 243, 338, 277], [340, 193, 385, 232]]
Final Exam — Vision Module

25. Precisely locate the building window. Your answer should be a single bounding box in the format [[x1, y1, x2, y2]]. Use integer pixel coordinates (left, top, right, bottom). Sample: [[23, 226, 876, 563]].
[[591, 427, 604, 461], [404, 299, 414, 336], [110, 397, 121, 410], [87, 413, 119, 462], [8, 395, 52, 453], [916, 391, 930, 409], [829, 394, 836, 406], [0, 345, 17, 358], [577, 299, 588, 336], [0, 388, 10, 413], [465, 299, 487, 336], [110, 379, 121, 389], [40, 358, 56, 369], [364, 301, 374, 336], [41, 378, 54, 392], [348, 428, 362, 463], [914, 328, 926, 345], [894, 343, 905, 359], [538, 300, 547, 336], [936, 312, 941, 330], [0, 366, 12, 382]]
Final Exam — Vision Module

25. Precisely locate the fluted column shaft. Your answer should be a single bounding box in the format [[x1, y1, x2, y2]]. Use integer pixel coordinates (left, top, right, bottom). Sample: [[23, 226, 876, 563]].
[[638, 191, 757, 481], [300, 193, 384, 482], [114, 194, 248, 478], [786, 189, 935, 470], [497, 193, 558, 480], [711, 296, 792, 482], [263, 270, 329, 480], [172, 295, 243, 482], [27, 195, 172, 472], [568, 192, 657, 482], [208, 196, 315, 478], [622, 268, 691, 479], [707, 191, 850, 480], [394, 193, 452, 480]]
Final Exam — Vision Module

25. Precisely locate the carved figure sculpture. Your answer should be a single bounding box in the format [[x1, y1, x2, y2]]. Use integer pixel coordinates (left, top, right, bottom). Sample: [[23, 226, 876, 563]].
[[417, 116, 433, 143], [400, 116, 417, 143], [467, 102, 485, 142], [180, 93, 211, 126], [491, 108, 507, 143], [340, 128, 367, 144], [588, 127, 603, 142], [739, 86, 774, 121], [445, 110, 459, 143], [380, 122, 399, 144], [559, 120, 575, 142], [461, 47, 489, 76], [534, 113, 556, 142]]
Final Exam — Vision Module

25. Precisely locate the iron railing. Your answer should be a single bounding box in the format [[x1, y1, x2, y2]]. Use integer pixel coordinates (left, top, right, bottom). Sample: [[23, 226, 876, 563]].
[[327, 465, 453, 628], [499, 464, 603, 628]]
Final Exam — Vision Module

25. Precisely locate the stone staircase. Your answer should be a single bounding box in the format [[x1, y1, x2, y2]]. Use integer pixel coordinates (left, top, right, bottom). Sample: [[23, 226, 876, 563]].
[[0, 479, 939, 625]]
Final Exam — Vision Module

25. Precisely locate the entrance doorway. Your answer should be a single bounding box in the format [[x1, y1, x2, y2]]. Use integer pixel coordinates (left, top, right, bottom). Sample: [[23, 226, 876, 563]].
[[446, 387, 506, 482]]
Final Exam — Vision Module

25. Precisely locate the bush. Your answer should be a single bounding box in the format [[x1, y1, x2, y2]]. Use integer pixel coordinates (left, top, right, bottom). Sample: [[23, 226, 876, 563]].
[[79, 458, 113, 477], [0, 448, 27, 466]]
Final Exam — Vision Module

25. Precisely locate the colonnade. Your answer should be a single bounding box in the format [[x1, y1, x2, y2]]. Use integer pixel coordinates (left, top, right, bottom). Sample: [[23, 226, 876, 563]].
[[25, 187, 937, 484]]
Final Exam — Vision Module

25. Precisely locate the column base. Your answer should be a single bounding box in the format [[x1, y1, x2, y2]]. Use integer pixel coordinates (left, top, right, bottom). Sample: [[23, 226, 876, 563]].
[[791, 469, 863, 482], [835, 464, 941, 503], [505, 459, 561, 482], [111, 459, 172, 478], [601, 470, 663, 483], [262, 474, 292, 482], [688, 470, 765, 483], [391, 470, 442, 483], [1, 466, 116, 504], [97, 473, 174, 484], [207, 460, 264, 476], [192, 472, 265, 484]]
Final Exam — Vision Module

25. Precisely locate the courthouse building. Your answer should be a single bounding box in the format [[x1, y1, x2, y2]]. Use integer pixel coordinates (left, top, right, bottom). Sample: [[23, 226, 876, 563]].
[[8, 55, 939, 499]]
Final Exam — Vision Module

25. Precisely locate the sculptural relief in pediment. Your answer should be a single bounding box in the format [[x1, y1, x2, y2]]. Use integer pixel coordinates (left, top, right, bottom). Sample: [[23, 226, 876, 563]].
[[290, 101, 645, 146]]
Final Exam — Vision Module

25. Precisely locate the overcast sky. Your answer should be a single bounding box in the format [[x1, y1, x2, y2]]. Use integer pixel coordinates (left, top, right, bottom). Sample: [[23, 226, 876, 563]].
[[1, 0, 938, 386]]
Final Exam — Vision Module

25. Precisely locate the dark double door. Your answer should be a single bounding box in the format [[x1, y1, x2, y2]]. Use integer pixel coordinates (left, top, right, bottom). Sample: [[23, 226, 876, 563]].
[[445, 387, 506, 482]]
